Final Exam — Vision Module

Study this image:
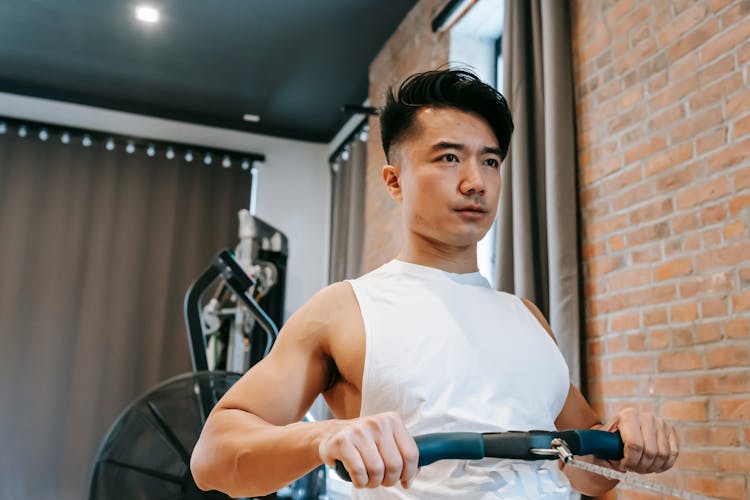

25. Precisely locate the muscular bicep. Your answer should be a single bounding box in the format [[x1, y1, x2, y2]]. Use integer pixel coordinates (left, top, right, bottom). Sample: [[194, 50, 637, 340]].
[[211, 285, 344, 425]]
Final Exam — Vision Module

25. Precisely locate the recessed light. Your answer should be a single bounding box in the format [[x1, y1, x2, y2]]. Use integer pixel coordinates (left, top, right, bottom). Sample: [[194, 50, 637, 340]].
[[136, 5, 160, 23], [243, 113, 261, 123]]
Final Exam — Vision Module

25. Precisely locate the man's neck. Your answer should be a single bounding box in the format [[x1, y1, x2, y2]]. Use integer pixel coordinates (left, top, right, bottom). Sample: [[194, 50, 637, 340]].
[[396, 238, 479, 274]]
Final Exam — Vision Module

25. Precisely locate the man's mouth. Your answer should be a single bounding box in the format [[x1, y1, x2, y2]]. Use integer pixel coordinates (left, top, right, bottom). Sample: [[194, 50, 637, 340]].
[[454, 205, 488, 213]]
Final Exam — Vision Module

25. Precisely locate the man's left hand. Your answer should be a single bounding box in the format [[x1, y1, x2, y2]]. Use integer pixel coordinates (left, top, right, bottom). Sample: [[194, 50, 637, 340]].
[[602, 407, 680, 474]]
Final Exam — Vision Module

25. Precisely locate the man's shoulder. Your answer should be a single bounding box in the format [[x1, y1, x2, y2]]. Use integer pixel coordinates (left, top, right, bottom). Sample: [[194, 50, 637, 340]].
[[294, 281, 360, 326]]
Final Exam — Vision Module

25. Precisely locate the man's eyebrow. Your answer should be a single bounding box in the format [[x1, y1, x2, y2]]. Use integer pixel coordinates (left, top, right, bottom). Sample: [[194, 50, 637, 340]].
[[429, 142, 503, 157], [430, 141, 465, 152]]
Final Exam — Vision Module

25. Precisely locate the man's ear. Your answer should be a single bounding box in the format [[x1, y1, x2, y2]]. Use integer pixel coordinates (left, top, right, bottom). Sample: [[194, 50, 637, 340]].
[[382, 164, 403, 202]]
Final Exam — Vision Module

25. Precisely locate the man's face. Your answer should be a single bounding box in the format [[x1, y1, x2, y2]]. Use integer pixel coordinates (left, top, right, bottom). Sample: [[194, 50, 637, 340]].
[[385, 106, 503, 248]]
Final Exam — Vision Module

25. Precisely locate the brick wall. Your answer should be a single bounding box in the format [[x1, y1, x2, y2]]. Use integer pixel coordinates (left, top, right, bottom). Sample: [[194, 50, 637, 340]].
[[362, 0, 449, 272], [571, 0, 750, 498]]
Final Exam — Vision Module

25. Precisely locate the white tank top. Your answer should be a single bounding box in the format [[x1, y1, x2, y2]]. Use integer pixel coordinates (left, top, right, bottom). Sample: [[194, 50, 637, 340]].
[[346, 260, 572, 499]]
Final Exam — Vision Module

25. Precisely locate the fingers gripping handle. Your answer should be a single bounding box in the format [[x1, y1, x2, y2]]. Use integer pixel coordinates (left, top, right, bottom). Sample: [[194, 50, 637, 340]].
[[334, 433, 484, 482]]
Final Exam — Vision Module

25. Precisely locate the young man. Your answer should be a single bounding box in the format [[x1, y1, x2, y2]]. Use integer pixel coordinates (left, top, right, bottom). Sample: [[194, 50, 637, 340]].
[[191, 69, 679, 498]]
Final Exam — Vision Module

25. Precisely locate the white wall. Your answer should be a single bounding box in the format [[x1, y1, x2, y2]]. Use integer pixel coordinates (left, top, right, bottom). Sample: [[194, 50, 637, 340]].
[[0, 91, 331, 318]]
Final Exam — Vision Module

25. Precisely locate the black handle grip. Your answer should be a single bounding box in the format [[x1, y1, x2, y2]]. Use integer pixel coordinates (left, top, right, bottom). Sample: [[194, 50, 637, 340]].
[[333, 430, 624, 482]]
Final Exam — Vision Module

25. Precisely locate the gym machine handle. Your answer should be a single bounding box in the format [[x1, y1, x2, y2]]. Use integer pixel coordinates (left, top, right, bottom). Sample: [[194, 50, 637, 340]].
[[334, 429, 624, 482]]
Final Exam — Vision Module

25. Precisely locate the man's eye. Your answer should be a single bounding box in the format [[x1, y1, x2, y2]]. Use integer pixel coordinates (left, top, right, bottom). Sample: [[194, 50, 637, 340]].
[[485, 159, 499, 168], [441, 154, 459, 162]]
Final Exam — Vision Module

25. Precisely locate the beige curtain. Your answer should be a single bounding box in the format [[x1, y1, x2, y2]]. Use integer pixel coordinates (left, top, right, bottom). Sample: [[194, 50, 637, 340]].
[[497, 0, 582, 387], [329, 129, 367, 283], [0, 129, 252, 499]]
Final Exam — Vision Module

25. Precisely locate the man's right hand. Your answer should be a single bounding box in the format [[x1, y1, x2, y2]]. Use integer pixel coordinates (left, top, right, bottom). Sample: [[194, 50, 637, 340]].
[[318, 412, 419, 489]]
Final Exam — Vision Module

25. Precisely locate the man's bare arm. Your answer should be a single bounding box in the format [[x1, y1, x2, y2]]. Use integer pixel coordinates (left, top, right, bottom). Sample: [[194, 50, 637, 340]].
[[522, 298, 678, 496], [190, 283, 347, 497]]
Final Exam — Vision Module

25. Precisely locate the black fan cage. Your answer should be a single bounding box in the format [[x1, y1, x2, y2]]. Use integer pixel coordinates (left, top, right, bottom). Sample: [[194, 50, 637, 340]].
[[89, 371, 326, 500]]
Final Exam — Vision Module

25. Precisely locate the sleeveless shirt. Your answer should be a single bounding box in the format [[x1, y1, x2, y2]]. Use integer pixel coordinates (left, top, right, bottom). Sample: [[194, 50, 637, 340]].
[[345, 260, 572, 499]]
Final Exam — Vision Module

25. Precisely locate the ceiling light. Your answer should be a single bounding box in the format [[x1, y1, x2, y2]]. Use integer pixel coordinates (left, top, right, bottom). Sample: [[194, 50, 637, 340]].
[[61, 131, 70, 144], [82, 134, 92, 147], [126, 141, 135, 154], [203, 153, 213, 165], [146, 144, 156, 157], [135, 5, 160, 23], [242, 114, 261, 123], [222, 155, 231, 168], [241, 159, 250, 170], [105, 138, 115, 151], [166, 147, 175, 160], [39, 128, 49, 141], [18, 125, 27, 138], [0, 121, 6, 134], [185, 150, 194, 162]]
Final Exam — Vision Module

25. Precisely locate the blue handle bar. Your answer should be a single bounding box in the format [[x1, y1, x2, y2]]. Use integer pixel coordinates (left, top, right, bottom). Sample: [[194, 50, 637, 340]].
[[334, 429, 623, 482]]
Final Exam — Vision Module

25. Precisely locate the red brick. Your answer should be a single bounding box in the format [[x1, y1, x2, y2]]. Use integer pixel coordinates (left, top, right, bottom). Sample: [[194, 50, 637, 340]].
[[683, 425, 741, 447], [588, 255, 625, 276], [695, 241, 750, 271], [611, 354, 654, 375], [653, 161, 700, 193], [696, 127, 727, 154], [735, 167, 750, 189], [644, 307, 668, 326], [661, 399, 708, 420], [716, 450, 750, 473], [685, 474, 746, 500], [706, 344, 750, 368], [670, 302, 698, 322], [607, 335, 626, 354], [623, 135, 667, 165], [701, 15, 750, 63], [702, 227, 722, 247], [671, 213, 699, 234], [702, 296, 729, 317], [612, 3, 652, 38], [648, 329, 670, 349], [700, 202, 726, 224], [677, 449, 716, 471], [697, 54, 735, 87], [689, 73, 743, 112], [726, 90, 750, 118], [644, 143, 692, 177], [694, 370, 750, 394], [734, 113, 750, 139], [610, 311, 640, 331], [675, 176, 731, 209], [651, 376, 692, 396], [724, 219, 746, 239], [726, 318, 750, 338], [729, 193, 750, 216], [632, 245, 661, 263], [672, 327, 695, 347], [608, 235, 625, 251], [654, 258, 693, 281], [657, 351, 703, 372], [656, 3, 707, 47], [695, 322, 722, 343], [625, 221, 670, 246], [667, 19, 719, 62], [714, 397, 750, 420], [647, 104, 685, 131], [732, 290, 750, 311]]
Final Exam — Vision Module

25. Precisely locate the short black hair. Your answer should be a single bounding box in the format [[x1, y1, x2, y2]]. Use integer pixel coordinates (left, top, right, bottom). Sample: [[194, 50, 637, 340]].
[[380, 69, 514, 163]]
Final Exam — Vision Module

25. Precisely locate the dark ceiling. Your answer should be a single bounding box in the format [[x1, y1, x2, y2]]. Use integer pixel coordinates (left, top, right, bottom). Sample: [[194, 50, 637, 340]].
[[0, 1, 420, 142]]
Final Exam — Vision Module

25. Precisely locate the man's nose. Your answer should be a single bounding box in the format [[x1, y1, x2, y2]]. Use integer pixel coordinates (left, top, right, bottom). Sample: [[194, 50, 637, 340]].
[[459, 160, 486, 196]]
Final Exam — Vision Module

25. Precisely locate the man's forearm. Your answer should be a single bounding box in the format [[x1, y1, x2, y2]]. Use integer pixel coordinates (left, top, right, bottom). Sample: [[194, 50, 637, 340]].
[[191, 409, 342, 497], [561, 422, 619, 495]]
